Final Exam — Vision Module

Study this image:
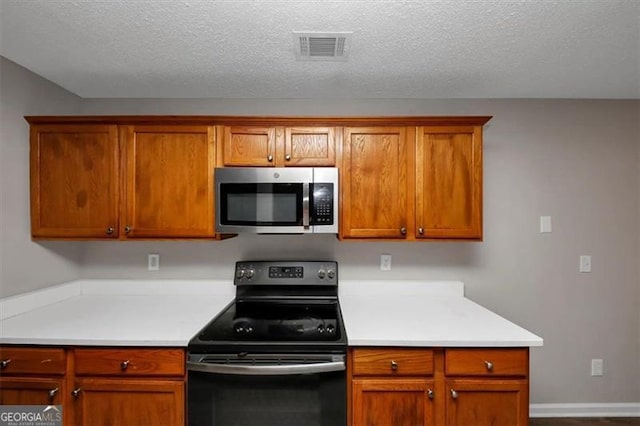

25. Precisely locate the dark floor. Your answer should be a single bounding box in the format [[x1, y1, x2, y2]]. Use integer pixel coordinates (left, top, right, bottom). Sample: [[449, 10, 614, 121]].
[[530, 419, 640, 426]]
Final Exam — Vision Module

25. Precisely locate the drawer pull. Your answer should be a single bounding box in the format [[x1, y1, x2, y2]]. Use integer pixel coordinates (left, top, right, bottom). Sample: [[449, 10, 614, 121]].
[[285, 154, 291, 161], [121, 360, 130, 371], [450, 389, 458, 399], [48, 388, 58, 399], [390, 360, 398, 371], [484, 360, 494, 371], [267, 155, 274, 162], [427, 389, 434, 400], [0, 359, 11, 369], [72, 388, 82, 398]]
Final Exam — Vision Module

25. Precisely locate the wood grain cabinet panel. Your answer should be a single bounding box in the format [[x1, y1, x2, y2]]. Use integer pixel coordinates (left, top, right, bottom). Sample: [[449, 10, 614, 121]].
[[285, 127, 336, 166], [71, 378, 184, 426], [445, 379, 529, 426], [352, 348, 434, 376], [352, 378, 435, 426], [445, 348, 528, 377], [416, 126, 483, 239], [121, 125, 215, 238], [221, 126, 276, 166], [0, 347, 66, 375], [341, 127, 412, 239], [30, 124, 119, 238], [0, 377, 65, 406], [74, 348, 185, 376]]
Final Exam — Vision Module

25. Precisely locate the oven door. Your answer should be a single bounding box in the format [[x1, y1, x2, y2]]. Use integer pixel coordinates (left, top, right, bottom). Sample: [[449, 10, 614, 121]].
[[215, 168, 312, 234], [187, 354, 346, 426]]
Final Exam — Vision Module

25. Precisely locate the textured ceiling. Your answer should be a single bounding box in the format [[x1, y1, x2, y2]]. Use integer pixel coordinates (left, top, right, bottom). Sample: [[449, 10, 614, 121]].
[[1, 0, 638, 99]]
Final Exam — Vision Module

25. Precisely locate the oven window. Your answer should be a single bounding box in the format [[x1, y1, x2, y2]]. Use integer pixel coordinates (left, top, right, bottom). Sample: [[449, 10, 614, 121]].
[[188, 370, 346, 426], [220, 183, 303, 226]]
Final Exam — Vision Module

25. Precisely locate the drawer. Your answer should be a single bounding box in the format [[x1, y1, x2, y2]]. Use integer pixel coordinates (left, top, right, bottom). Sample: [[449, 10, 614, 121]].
[[0, 347, 66, 375], [445, 348, 528, 377], [74, 348, 185, 377], [352, 348, 434, 376]]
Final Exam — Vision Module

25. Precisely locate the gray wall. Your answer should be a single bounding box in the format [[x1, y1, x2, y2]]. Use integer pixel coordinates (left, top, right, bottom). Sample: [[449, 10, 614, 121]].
[[0, 57, 83, 297], [2, 58, 639, 405]]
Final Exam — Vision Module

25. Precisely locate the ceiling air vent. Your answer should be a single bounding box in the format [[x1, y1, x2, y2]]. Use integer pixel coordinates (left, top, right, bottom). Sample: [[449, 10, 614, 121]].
[[293, 32, 352, 62]]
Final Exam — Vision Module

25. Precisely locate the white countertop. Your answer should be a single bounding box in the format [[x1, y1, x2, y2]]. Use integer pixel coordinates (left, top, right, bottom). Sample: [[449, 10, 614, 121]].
[[0, 279, 542, 347], [0, 280, 235, 346]]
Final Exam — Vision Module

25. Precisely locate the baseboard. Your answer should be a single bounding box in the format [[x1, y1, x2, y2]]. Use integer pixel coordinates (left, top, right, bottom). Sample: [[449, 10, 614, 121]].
[[530, 403, 640, 417]]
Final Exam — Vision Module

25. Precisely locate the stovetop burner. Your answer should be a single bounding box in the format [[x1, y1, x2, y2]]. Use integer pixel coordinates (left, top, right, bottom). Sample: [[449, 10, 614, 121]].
[[188, 261, 347, 355]]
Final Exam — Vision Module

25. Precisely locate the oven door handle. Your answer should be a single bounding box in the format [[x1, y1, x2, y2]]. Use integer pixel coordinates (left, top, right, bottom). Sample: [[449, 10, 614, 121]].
[[187, 360, 345, 376]]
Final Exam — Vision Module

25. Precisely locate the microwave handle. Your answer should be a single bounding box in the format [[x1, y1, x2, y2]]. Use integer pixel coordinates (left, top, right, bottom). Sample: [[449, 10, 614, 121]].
[[302, 183, 310, 228], [187, 360, 345, 376]]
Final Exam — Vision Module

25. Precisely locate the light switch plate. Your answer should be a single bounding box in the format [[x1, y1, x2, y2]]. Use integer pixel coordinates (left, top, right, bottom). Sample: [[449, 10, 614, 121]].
[[148, 253, 160, 271], [579, 255, 592, 273]]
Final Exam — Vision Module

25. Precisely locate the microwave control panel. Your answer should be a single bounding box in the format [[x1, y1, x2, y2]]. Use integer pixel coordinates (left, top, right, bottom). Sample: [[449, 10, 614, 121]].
[[310, 183, 334, 225]]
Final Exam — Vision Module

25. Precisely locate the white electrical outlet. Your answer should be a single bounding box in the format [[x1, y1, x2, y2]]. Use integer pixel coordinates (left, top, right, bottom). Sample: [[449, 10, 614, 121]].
[[380, 254, 392, 271], [579, 255, 592, 273], [148, 253, 160, 271], [591, 359, 603, 376], [540, 216, 552, 233]]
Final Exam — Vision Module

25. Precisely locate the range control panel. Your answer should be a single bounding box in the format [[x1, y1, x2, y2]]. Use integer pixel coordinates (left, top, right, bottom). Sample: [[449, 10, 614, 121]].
[[234, 261, 338, 286]]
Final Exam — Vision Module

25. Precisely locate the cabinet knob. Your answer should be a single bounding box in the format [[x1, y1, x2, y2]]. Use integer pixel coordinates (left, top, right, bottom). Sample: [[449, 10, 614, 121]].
[[121, 360, 130, 371], [427, 389, 434, 400], [390, 360, 398, 371], [418, 227, 424, 235], [450, 389, 458, 399], [484, 361, 494, 371], [400, 227, 407, 235], [0, 359, 11, 369], [106, 227, 115, 235], [72, 388, 82, 398], [124, 225, 132, 234], [48, 387, 59, 399], [267, 155, 274, 162], [285, 154, 291, 161]]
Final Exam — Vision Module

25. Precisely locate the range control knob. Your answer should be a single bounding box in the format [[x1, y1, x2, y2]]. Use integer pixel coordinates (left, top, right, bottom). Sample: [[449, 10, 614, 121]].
[[236, 269, 245, 279], [327, 269, 335, 279], [317, 269, 326, 279], [317, 325, 325, 333], [326, 324, 335, 334], [246, 269, 255, 279]]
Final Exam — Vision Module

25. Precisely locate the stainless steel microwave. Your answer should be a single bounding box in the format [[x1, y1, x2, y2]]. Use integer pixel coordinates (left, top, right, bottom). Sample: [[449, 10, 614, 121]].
[[215, 167, 338, 234]]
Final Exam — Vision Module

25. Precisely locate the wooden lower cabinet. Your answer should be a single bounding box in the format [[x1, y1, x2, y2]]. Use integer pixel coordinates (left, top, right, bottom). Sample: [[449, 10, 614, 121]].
[[352, 378, 435, 426], [72, 378, 184, 426], [0, 346, 185, 426], [349, 347, 529, 426]]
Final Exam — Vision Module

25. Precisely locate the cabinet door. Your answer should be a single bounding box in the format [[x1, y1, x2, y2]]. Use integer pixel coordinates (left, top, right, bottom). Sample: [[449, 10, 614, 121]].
[[30, 125, 119, 238], [0, 377, 64, 405], [284, 127, 336, 166], [222, 126, 276, 166], [341, 127, 412, 239], [122, 125, 215, 238], [445, 379, 528, 426], [72, 378, 184, 426], [416, 126, 482, 239], [352, 378, 434, 426]]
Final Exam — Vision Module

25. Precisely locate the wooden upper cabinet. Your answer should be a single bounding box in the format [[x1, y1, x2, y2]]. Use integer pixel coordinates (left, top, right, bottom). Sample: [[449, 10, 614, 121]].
[[284, 127, 336, 166], [221, 126, 277, 166], [30, 125, 119, 238], [416, 126, 483, 239], [121, 125, 215, 238], [341, 127, 413, 239]]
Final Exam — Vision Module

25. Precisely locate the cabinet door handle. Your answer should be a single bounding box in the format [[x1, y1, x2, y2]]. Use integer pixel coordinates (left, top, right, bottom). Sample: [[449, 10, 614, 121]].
[[48, 388, 58, 399], [0, 359, 11, 369], [427, 389, 434, 399], [267, 155, 274, 162], [72, 388, 82, 398], [121, 360, 130, 371], [484, 361, 494, 371], [418, 227, 424, 235], [124, 225, 132, 234], [400, 227, 407, 235], [390, 360, 398, 371], [285, 154, 291, 161], [450, 389, 458, 399]]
